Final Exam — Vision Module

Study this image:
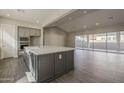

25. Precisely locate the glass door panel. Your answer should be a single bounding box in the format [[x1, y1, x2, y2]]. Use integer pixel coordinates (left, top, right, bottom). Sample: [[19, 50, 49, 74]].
[[93, 33, 106, 51], [89, 35, 94, 49], [75, 35, 83, 48], [120, 31, 124, 52], [107, 32, 118, 52], [82, 35, 88, 48]]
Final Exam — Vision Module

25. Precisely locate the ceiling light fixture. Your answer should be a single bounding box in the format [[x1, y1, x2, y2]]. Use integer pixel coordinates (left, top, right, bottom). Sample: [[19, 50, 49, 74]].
[[83, 10, 87, 14], [7, 14, 10, 17], [96, 23, 100, 26]]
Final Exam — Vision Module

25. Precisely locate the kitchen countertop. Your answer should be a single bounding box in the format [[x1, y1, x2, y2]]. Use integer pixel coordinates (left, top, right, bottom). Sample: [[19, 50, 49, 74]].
[[24, 46, 74, 55]]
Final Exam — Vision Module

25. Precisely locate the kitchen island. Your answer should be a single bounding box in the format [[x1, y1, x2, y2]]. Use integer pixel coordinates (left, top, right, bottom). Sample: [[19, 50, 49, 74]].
[[24, 46, 74, 82]]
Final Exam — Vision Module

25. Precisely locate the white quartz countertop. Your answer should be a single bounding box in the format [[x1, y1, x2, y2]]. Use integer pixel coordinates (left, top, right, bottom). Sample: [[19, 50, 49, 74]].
[[24, 46, 74, 55]]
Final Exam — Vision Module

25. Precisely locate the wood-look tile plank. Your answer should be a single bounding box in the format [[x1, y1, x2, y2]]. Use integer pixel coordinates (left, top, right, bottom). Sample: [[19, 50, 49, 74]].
[[51, 50, 124, 83], [0, 57, 28, 83]]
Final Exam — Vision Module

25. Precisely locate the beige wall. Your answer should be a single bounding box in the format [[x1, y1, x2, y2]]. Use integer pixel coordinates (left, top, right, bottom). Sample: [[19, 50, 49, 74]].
[[44, 27, 67, 46], [67, 23, 124, 47]]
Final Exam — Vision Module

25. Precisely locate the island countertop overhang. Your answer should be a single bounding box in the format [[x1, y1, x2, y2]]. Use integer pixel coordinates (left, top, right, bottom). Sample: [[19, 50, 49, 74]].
[[24, 46, 74, 55]]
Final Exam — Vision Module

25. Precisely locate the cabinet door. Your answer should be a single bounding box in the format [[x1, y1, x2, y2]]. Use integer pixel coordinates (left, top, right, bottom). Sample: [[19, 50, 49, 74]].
[[29, 29, 35, 36], [30, 29, 41, 36], [66, 51, 74, 72], [55, 52, 66, 75], [19, 27, 29, 37], [38, 54, 54, 82]]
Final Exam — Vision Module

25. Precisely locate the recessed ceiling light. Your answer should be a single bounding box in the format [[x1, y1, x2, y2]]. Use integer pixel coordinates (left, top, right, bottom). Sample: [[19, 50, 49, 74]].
[[7, 14, 10, 17], [83, 25, 87, 29], [96, 23, 100, 26], [83, 10, 87, 14]]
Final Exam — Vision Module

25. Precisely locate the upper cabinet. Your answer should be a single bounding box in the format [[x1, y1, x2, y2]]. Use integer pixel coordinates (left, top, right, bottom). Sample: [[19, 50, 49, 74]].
[[18, 26, 41, 37], [18, 27, 30, 37], [29, 28, 41, 37]]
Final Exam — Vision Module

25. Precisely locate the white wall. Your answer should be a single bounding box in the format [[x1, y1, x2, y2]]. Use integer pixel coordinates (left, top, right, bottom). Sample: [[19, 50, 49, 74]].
[[44, 27, 67, 46], [67, 23, 124, 47], [0, 18, 43, 58]]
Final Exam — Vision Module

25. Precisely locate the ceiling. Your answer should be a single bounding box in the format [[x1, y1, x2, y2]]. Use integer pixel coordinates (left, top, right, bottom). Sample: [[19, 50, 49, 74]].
[[0, 9, 72, 27], [46, 9, 124, 32], [1, 9, 124, 32]]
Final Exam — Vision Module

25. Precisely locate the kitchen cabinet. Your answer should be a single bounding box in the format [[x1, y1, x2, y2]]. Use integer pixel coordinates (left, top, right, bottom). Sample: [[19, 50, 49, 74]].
[[18, 26, 41, 37], [38, 54, 54, 82], [19, 27, 29, 37], [24, 47, 74, 82], [29, 28, 41, 36], [66, 51, 74, 72], [55, 52, 66, 76]]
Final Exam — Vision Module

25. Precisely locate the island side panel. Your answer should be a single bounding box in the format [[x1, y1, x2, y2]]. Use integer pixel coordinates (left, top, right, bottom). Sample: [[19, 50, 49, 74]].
[[37, 54, 54, 82]]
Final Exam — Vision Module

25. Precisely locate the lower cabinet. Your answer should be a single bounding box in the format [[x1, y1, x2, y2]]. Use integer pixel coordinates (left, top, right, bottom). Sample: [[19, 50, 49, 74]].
[[25, 50, 74, 82], [38, 54, 54, 82], [55, 52, 66, 76], [66, 51, 74, 72]]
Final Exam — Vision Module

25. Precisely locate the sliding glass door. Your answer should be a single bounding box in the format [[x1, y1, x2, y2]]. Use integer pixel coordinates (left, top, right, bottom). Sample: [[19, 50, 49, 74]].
[[107, 32, 118, 52], [75, 35, 83, 48], [93, 33, 106, 51], [82, 35, 88, 48], [88, 35, 94, 49], [75, 31, 124, 54], [120, 31, 124, 52]]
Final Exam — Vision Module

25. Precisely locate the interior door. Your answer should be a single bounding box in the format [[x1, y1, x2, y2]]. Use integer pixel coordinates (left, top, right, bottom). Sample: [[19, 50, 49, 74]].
[[1, 24, 16, 59]]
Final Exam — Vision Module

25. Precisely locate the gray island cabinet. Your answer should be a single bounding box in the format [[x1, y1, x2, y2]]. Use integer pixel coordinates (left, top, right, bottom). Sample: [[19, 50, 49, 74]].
[[24, 46, 74, 82]]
